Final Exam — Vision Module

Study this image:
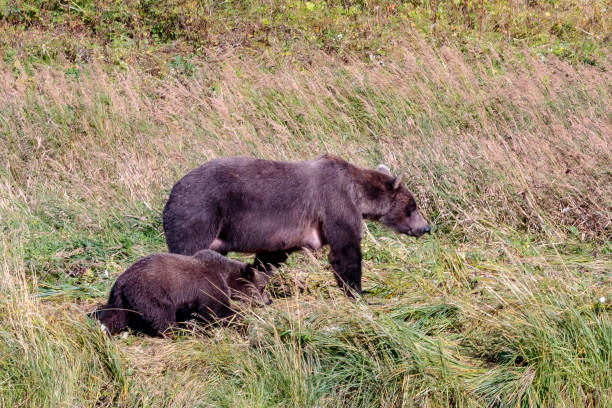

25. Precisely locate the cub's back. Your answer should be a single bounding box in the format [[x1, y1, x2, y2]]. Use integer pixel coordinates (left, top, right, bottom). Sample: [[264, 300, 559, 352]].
[[116, 253, 228, 296]]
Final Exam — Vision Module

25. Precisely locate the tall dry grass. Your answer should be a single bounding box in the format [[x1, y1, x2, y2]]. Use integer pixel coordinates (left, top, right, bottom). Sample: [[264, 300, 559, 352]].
[[0, 243, 128, 407], [1, 41, 610, 241]]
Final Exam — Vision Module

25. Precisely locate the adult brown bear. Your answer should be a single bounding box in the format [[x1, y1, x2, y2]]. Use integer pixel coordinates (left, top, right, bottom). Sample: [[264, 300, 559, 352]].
[[94, 249, 270, 336], [163, 155, 430, 297]]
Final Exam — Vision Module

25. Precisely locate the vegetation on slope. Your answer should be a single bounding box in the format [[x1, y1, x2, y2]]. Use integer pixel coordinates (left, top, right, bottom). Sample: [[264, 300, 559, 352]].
[[0, 1, 610, 406], [1, 0, 611, 70]]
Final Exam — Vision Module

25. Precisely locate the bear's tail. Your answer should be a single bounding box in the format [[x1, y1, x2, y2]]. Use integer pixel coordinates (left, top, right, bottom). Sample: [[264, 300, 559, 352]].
[[93, 287, 129, 335]]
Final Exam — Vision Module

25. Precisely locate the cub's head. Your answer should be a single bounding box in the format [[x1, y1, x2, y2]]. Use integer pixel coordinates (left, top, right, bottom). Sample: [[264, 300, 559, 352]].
[[230, 264, 272, 306], [369, 164, 431, 237]]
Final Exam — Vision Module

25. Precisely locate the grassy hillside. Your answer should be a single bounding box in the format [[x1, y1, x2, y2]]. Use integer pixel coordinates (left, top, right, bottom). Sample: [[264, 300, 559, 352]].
[[1, 1, 611, 406]]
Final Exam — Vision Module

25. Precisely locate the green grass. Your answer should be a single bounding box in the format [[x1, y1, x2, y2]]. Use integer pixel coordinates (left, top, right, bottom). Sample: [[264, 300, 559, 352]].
[[1, 0, 611, 72], [0, 0, 611, 406]]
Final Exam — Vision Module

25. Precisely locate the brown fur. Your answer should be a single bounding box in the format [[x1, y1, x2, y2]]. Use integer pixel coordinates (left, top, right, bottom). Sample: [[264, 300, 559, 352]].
[[163, 155, 429, 297], [94, 249, 270, 336]]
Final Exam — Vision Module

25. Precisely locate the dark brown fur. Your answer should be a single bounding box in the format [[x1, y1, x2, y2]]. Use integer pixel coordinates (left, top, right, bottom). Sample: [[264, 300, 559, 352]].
[[94, 249, 270, 336], [163, 155, 429, 297]]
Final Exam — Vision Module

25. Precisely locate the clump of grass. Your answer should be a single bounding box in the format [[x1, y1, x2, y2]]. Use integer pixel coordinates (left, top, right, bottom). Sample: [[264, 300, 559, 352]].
[[0, 244, 128, 406], [147, 298, 480, 407], [463, 271, 612, 406]]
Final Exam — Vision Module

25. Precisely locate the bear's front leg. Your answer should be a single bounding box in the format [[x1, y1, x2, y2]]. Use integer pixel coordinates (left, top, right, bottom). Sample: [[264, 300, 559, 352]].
[[324, 219, 363, 297]]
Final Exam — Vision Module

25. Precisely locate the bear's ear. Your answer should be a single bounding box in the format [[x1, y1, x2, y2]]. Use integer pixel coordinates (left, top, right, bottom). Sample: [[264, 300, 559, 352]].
[[393, 174, 403, 189], [241, 264, 255, 280], [376, 164, 393, 177], [260, 270, 271, 285], [387, 174, 402, 190]]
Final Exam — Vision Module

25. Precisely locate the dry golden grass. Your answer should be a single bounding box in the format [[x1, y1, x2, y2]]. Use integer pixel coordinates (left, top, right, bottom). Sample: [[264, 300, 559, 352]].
[[2, 39, 610, 238]]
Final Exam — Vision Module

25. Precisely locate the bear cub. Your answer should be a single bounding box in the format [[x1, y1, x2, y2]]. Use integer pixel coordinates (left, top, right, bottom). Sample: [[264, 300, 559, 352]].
[[94, 249, 270, 336]]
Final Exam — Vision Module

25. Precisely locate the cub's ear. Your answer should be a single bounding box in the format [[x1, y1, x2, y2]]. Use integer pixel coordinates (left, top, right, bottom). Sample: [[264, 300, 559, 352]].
[[241, 264, 255, 280], [260, 270, 271, 285], [386, 174, 403, 190], [192, 249, 213, 263], [376, 164, 393, 177]]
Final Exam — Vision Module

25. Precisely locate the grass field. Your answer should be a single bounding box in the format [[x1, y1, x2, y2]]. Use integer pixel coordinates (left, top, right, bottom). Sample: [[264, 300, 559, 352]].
[[1, 1, 611, 406]]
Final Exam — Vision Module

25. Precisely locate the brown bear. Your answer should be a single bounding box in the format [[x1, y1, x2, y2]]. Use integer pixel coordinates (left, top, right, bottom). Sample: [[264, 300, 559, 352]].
[[94, 249, 270, 336], [162, 155, 430, 297]]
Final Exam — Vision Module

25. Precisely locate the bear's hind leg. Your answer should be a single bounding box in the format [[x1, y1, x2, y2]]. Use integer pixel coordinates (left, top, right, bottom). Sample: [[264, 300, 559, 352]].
[[138, 309, 178, 337], [253, 250, 295, 275], [166, 213, 221, 256]]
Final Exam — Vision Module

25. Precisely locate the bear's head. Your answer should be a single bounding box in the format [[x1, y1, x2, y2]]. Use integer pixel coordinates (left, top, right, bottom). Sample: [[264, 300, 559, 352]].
[[230, 264, 272, 306], [372, 165, 431, 237]]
